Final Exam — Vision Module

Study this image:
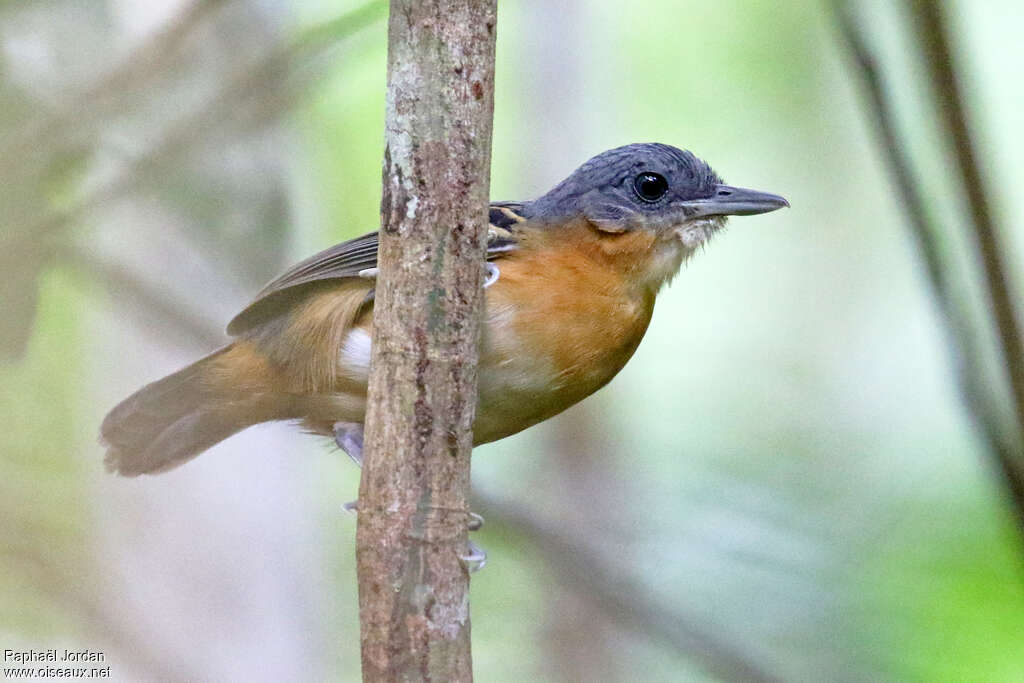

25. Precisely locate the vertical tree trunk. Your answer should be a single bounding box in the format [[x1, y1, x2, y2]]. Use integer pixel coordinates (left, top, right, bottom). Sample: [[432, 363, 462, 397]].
[[356, 2, 497, 681]]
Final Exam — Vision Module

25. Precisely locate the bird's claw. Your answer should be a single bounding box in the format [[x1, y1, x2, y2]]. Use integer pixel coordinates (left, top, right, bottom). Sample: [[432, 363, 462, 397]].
[[460, 539, 487, 573]]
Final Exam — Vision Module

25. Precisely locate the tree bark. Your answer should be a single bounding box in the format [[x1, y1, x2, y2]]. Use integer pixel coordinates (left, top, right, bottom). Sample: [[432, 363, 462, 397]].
[[356, 2, 497, 681]]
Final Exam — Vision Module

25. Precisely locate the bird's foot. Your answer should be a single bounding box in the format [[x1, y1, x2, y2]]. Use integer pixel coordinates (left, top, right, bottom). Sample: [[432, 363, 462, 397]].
[[341, 501, 487, 572], [462, 513, 487, 571], [334, 422, 485, 571]]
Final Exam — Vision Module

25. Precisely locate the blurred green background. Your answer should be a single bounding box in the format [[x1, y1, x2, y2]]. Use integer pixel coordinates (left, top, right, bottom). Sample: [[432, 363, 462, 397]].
[[2, 0, 1022, 681]]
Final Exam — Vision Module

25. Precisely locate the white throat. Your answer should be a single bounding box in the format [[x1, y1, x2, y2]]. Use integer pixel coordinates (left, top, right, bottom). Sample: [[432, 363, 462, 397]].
[[644, 217, 727, 292], [674, 216, 727, 251]]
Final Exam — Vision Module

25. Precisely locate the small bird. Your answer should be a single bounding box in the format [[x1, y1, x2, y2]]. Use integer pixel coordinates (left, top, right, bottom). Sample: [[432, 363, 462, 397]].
[[101, 143, 788, 476]]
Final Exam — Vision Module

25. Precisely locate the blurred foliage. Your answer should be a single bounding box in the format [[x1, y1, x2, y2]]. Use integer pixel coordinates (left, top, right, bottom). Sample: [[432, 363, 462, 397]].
[[1, 0, 1022, 681], [0, 269, 89, 634]]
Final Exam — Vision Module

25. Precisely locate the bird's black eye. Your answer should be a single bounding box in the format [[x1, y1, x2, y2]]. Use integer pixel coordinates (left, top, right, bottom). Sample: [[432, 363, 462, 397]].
[[633, 172, 668, 202]]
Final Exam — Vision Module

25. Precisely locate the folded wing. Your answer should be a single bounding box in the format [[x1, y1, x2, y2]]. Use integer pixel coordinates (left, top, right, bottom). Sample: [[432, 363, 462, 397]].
[[227, 203, 525, 336]]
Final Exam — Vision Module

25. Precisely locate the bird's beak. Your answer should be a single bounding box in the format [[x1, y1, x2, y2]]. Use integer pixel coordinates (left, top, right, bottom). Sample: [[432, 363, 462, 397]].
[[679, 184, 790, 218]]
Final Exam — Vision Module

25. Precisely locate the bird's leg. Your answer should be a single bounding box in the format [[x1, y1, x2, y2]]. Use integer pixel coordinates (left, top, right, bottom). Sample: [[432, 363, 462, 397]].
[[334, 421, 486, 571], [333, 421, 363, 467], [335, 422, 362, 514]]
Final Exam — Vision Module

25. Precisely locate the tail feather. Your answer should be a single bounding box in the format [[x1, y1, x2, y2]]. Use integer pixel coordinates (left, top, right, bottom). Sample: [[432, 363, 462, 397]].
[[101, 346, 277, 476]]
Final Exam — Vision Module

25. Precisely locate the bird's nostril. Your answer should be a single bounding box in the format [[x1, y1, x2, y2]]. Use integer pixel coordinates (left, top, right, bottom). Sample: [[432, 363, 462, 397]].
[[717, 189, 732, 196]]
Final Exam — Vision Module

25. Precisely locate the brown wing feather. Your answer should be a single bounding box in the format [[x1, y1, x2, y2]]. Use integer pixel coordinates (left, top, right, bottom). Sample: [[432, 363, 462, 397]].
[[227, 204, 526, 336]]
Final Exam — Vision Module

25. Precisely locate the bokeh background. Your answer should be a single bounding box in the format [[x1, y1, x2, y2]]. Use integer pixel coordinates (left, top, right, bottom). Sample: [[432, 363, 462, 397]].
[[2, 0, 1023, 681]]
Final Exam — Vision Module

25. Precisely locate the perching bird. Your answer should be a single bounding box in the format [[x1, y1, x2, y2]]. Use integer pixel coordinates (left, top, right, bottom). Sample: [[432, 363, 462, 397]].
[[101, 143, 788, 476]]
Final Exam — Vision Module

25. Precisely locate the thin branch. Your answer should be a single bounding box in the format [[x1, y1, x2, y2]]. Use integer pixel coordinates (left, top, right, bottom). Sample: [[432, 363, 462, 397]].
[[356, 2, 497, 679], [905, 1, 1024, 445], [475, 492, 784, 683], [292, 0, 387, 52], [59, 245, 226, 349], [833, 2, 1024, 540], [1, 0, 387, 251], [0, 0, 233, 164]]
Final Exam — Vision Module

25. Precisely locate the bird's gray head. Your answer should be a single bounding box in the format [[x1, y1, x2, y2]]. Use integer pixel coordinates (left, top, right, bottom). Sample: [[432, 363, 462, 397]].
[[525, 143, 788, 247]]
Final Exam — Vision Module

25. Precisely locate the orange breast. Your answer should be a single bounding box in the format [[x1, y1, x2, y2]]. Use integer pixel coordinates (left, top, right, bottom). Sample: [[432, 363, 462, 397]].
[[474, 221, 658, 443]]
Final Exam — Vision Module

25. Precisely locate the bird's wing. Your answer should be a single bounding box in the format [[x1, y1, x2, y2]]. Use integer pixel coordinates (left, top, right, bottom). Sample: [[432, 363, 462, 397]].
[[226, 203, 526, 336]]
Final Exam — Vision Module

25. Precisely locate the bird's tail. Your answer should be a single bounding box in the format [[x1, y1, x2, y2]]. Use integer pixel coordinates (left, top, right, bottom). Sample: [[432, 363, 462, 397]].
[[100, 343, 291, 476]]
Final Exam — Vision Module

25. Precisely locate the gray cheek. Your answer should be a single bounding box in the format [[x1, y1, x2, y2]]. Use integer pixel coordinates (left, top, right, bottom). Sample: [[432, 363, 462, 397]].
[[582, 191, 646, 232]]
